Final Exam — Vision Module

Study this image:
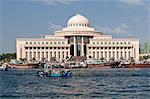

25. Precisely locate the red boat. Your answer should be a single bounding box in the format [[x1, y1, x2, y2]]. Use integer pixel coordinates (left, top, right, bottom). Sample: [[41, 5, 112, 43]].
[[8, 63, 40, 69], [122, 63, 150, 68]]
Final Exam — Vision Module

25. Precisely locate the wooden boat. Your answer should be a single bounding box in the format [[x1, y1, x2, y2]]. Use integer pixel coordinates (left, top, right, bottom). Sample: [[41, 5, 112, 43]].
[[8, 63, 40, 69], [122, 63, 150, 68], [86, 58, 119, 68]]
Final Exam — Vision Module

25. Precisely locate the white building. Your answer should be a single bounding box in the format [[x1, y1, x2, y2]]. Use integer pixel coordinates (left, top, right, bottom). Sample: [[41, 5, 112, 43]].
[[16, 13, 139, 61]]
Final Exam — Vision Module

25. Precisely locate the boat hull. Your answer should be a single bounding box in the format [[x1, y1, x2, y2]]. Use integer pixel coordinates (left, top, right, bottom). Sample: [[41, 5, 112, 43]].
[[88, 62, 119, 68], [47, 71, 72, 77], [37, 71, 72, 77], [8, 63, 40, 69], [122, 64, 150, 68]]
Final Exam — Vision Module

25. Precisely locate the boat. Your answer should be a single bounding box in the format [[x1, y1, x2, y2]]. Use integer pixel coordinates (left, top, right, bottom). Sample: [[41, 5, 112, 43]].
[[8, 63, 40, 69], [86, 58, 119, 68], [122, 63, 150, 68], [0, 63, 8, 71], [37, 63, 72, 77], [117, 60, 150, 68]]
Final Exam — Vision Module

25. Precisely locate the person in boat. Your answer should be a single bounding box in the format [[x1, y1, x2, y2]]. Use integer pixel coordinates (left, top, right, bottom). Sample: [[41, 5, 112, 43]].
[[44, 63, 52, 75]]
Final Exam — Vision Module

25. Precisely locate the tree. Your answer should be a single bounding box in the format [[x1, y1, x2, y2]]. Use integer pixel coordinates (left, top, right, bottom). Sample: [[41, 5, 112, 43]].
[[0, 53, 16, 62]]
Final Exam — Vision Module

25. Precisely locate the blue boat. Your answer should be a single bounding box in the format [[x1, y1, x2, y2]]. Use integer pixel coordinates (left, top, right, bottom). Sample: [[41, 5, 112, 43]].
[[47, 70, 72, 77], [37, 63, 72, 77]]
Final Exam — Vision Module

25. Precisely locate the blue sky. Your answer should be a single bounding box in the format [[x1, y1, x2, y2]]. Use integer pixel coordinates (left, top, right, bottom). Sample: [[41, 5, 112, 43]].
[[0, 0, 149, 53]]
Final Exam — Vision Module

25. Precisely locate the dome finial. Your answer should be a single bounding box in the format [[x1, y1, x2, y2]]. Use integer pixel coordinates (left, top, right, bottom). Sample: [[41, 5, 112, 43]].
[[77, 12, 80, 15]]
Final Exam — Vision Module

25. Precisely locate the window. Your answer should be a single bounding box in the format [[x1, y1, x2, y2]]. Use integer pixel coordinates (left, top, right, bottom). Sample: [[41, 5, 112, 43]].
[[38, 52, 40, 59], [34, 42, 36, 44], [26, 42, 28, 44], [58, 42, 60, 44], [117, 52, 119, 59], [42, 42, 44, 44], [105, 51, 107, 58], [93, 42, 95, 44], [124, 42, 126, 44], [97, 52, 99, 59], [58, 52, 60, 58], [125, 51, 126, 58], [101, 52, 103, 58], [93, 52, 95, 58], [128, 42, 130, 44], [105, 42, 107, 44], [97, 42, 99, 44], [38, 42, 40, 44], [109, 42, 111, 44], [42, 52, 44, 58], [25, 47, 28, 50], [46, 42, 48, 44], [109, 51, 111, 58], [30, 42, 32, 44], [101, 42, 103, 44], [116, 42, 119, 44], [50, 42, 52, 44], [62, 42, 64, 44], [120, 42, 123, 44], [54, 42, 56, 44], [25, 52, 28, 58], [112, 42, 115, 44], [34, 52, 36, 58], [46, 52, 48, 59]]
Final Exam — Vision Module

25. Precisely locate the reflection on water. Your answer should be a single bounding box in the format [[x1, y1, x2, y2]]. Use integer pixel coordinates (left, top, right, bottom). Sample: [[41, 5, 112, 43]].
[[0, 68, 150, 98]]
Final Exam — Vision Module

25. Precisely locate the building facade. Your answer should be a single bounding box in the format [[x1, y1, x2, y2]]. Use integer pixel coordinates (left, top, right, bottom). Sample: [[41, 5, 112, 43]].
[[16, 13, 139, 61]]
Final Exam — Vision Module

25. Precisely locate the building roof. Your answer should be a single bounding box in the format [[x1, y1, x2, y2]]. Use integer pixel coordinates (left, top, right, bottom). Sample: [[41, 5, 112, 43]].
[[67, 13, 90, 26]]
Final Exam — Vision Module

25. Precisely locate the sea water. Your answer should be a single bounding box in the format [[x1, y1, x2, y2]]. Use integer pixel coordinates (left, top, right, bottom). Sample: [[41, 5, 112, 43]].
[[0, 68, 150, 98]]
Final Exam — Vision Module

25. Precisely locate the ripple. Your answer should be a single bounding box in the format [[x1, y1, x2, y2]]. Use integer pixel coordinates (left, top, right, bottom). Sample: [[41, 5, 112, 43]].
[[1, 68, 150, 98]]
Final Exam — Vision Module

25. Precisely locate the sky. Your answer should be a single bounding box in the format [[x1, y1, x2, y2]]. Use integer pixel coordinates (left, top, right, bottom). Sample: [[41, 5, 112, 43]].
[[0, 0, 150, 53]]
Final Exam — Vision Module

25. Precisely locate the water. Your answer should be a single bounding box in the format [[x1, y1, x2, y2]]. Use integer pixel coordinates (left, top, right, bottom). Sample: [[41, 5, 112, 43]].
[[0, 68, 150, 98]]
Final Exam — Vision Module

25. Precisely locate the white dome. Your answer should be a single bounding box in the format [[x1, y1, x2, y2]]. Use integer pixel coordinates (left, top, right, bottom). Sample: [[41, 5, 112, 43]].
[[67, 13, 90, 27]]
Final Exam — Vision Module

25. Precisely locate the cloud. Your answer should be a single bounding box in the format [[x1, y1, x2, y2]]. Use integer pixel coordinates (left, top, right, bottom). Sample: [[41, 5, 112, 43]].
[[48, 22, 62, 33], [119, 0, 145, 6], [96, 24, 133, 36], [34, 0, 78, 5]]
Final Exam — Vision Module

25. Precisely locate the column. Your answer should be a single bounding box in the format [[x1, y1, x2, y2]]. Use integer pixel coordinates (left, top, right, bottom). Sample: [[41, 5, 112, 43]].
[[48, 47, 50, 61], [107, 47, 109, 61], [81, 36, 84, 56], [74, 36, 77, 56], [95, 48, 97, 59], [40, 47, 42, 61], [52, 47, 54, 57], [64, 47, 66, 60]]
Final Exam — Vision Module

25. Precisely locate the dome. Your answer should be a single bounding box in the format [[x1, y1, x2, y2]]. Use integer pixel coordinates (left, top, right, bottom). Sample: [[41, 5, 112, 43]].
[[67, 13, 90, 27]]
